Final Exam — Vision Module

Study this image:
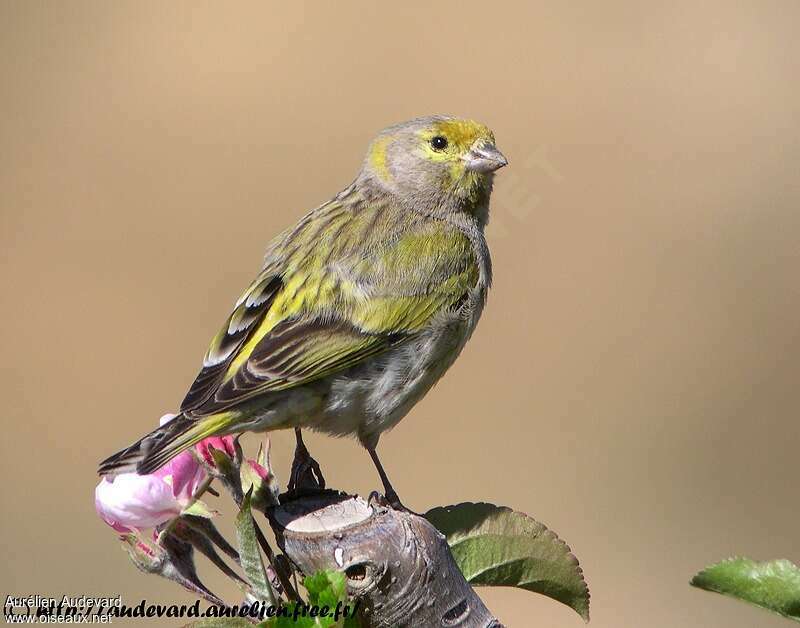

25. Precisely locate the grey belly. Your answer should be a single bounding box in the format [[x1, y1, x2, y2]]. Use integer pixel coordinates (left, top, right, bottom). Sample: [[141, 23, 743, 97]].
[[235, 314, 474, 449]]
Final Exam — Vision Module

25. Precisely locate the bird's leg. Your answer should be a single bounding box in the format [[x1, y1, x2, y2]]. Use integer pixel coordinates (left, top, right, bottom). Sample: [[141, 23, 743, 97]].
[[287, 428, 326, 494], [367, 446, 404, 510]]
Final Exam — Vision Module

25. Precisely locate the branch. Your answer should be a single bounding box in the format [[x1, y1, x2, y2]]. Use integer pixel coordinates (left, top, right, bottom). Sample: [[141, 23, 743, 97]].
[[105, 436, 587, 626], [269, 491, 504, 628]]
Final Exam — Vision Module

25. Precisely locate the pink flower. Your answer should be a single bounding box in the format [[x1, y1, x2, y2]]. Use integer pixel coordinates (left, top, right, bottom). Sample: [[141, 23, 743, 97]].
[[195, 435, 236, 468], [95, 414, 207, 532]]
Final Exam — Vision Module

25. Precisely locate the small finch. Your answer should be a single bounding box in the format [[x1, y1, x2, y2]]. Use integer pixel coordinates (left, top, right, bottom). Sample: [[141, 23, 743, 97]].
[[98, 116, 507, 505]]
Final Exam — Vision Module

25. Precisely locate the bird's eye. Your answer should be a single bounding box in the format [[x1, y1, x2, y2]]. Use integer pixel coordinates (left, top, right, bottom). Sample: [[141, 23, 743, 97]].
[[430, 136, 448, 151]]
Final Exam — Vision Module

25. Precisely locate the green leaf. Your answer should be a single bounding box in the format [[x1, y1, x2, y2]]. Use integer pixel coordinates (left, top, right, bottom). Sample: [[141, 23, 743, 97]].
[[262, 614, 314, 627], [691, 557, 800, 622], [305, 570, 348, 609], [260, 570, 360, 627], [211, 446, 238, 475], [235, 489, 276, 605], [425, 502, 590, 622], [181, 499, 217, 519]]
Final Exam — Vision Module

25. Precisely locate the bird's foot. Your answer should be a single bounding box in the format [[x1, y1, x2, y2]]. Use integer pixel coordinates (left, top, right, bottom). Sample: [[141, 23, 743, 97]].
[[368, 490, 408, 512], [286, 444, 326, 496]]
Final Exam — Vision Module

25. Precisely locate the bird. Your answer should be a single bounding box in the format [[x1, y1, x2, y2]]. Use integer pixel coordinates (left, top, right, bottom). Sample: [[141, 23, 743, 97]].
[[98, 115, 507, 506]]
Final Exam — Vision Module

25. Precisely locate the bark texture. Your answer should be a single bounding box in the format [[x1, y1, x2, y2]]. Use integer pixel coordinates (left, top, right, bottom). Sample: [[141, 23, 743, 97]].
[[270, 491, 504, 628]]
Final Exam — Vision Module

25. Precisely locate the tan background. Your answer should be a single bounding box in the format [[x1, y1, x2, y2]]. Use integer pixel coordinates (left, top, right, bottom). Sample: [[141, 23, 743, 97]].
[[1, 2, 798, 626]]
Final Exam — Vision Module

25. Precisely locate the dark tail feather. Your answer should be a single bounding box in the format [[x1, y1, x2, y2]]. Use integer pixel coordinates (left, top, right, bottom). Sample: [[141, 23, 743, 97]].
[[97, 413, 198, 477]]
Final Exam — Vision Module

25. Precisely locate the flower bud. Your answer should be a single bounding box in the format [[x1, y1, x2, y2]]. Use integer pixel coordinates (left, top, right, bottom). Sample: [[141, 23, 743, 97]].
[[240, 458, 279, 509], [95, 414, 208, 532], [195, 435, 237, 468]]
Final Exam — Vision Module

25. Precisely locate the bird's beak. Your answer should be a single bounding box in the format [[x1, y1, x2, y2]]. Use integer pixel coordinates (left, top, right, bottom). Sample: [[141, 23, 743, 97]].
[[464, 141, 508, 173]]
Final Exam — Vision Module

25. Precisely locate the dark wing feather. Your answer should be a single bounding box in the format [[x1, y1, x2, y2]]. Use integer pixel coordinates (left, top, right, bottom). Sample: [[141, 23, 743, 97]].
[[180, 274, 282, 412], [184, 316, 406, 417]]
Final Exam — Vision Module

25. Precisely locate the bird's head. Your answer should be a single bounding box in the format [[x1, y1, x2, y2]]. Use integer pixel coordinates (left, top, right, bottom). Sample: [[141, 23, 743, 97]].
[[361, 116, 507, 214]]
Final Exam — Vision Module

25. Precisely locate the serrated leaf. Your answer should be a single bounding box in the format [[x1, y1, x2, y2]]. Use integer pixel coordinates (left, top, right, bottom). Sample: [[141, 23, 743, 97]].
[[691, 557, 800, 622], [260, 570, 360, 627], [425, 502, 590, 622], [305, 570, 348, 609], [262, 614, 316, 628], [235, 489, 275, 605]]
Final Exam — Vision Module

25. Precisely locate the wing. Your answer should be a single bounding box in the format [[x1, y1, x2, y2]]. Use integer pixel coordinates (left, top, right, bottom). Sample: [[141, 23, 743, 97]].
[[191, 316, 406, 415], [180, 271, 283, 412], [180, 198, 478, 418]]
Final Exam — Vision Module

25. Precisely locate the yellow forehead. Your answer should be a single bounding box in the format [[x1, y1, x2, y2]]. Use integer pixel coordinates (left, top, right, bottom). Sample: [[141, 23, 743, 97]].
[[424, 119, 495, 148]]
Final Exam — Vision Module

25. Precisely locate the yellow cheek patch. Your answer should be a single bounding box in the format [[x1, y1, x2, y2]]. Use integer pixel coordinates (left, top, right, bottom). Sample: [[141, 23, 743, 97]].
[[419, 118, 497, 175], [368, 135, 393, 182]]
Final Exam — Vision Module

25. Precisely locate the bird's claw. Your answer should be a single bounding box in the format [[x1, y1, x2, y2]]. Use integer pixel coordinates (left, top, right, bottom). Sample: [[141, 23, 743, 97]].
[[368, 490, 407, 512], [287, 447, 326, 495]]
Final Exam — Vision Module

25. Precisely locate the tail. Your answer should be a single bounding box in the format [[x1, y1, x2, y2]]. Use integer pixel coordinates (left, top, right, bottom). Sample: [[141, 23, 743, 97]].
[[97, 413, 229, 477]]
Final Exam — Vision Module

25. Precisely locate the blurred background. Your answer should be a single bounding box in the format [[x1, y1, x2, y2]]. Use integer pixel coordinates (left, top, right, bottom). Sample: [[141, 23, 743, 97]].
[[1, 2, 798, 626]]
